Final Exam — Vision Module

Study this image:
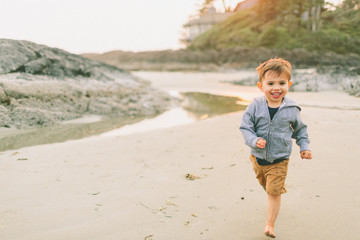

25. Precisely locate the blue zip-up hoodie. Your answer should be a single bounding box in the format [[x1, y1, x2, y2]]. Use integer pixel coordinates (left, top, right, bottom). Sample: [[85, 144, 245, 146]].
[[240, 96, 310, 163]]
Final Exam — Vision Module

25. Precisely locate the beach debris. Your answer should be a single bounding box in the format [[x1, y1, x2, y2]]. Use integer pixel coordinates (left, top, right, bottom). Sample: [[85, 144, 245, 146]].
[[184, 221, 190, 226], [200, 229, 209, 235], [144, 234, 154, 240], [17, 158, 28, 161], [208, 205, 217, 210], [185, 174, 200, 180], [158, 206, 167, 212], [191, 213, 198, 217], [90, 192, 100, 195], [165, 200, 177, 206], [202, 166, 214, 170], [12, 152, 20, 156], [229, 163, 236, 167], [185, 173, 207, 180], [241, 197, 245, 200], [139, 202, 154, 211], [138, 202, 167, 215], [316, 195, 320, 197]]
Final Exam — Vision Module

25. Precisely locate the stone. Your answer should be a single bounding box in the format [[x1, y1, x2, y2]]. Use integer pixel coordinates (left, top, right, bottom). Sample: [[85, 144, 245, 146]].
[[0, 39, 173, 129]]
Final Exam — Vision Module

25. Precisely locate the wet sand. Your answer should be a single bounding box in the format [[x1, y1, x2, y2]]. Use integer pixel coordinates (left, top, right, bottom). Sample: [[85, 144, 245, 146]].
[[1, 72, 360, 239]]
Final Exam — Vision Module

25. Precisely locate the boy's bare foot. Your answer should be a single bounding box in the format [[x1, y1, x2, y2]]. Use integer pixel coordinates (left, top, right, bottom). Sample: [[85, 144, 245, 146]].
[[264, 224, 276, 238]]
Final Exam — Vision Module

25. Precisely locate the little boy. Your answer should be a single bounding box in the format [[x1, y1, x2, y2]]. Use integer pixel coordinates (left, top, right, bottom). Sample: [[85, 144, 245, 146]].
[[240, 58, 312, 238]]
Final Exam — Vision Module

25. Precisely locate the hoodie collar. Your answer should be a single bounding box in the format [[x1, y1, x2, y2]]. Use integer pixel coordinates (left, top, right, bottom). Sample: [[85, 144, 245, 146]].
[[261, 96, 301, 110]]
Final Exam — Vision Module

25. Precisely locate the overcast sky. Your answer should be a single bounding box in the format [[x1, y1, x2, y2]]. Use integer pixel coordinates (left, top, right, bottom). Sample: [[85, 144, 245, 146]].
[[0, 0, 344, 54]]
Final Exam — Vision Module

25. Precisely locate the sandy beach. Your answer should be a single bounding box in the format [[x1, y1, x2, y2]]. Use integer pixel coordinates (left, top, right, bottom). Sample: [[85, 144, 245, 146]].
[[1, 72, 360, 240]]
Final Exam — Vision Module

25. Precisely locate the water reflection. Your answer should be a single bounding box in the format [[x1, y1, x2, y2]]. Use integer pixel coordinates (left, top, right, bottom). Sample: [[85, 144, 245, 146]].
[[180, 92, 248, 118], [0, 92, 248, 151], [101, 107, 193, 137], [0, 116, 148, 152], [101, 93, 248, 137]]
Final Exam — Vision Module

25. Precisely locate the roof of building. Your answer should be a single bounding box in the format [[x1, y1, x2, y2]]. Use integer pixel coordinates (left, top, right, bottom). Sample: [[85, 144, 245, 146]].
[[234, 0, 259, 12]]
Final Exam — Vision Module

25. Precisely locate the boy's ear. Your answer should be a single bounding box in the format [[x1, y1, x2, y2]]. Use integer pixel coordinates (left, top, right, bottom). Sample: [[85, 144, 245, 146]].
[[257, 82, 263, 91], [288, 81, 293, 88]]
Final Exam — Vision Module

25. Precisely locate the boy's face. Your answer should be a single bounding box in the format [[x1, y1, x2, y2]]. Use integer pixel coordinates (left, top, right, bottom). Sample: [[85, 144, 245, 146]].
[[257, 71, 292, 107]]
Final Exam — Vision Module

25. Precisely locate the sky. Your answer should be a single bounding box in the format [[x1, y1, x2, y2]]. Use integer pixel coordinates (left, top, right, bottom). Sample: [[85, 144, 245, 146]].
[[0, 0, 344, 54]]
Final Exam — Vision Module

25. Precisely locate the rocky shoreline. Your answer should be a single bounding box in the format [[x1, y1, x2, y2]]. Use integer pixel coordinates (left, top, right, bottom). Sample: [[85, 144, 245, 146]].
[[226, 68, 360, 96], [0, 39, 174, 129], [83, 48, 360, 97]]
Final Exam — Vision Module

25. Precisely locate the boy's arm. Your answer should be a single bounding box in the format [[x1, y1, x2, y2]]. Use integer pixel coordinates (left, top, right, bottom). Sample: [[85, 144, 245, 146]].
[[291, 109, 310, 152], [240, 103, 261, 149]]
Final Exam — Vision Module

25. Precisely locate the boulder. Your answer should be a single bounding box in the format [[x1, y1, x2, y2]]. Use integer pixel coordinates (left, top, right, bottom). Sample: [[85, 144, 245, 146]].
[[0, 39, 173, 129]]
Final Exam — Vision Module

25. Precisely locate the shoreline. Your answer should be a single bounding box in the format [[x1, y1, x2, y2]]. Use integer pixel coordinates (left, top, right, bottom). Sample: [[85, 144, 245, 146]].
[[2, 70, 359, 152]]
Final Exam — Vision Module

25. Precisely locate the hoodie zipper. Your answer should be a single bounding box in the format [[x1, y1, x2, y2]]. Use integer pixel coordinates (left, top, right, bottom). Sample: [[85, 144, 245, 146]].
[[265, 101, 285, 160]]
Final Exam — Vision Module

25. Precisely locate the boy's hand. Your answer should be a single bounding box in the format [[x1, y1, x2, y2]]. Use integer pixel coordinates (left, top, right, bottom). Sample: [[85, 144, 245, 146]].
[[256, 138, 266, 149], [300, 150, 312, 159]]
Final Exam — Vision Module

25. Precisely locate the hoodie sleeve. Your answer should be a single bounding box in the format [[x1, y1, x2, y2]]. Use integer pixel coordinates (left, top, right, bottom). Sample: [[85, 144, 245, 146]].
[[240, 102, 261, 149], [291, 108, 310, 152]]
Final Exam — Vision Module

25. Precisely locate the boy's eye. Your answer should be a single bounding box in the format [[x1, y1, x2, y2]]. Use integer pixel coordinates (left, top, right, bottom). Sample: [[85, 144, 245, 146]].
[[268, 83, 273, 86], [280, 82, 286, 85]]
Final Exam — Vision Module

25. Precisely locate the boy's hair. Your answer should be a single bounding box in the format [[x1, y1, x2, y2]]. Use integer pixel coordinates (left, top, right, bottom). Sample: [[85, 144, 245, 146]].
[[256, 58, 292, 82]]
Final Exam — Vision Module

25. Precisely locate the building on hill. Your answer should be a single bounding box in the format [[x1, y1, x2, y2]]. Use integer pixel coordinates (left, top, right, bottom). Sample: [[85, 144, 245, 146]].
[[180, 1, 260, 46], [180, 6, 233, 46]]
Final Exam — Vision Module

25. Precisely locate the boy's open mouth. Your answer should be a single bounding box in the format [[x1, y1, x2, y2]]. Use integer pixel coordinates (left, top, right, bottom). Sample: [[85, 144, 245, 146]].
[[271, 92, 282, 98]]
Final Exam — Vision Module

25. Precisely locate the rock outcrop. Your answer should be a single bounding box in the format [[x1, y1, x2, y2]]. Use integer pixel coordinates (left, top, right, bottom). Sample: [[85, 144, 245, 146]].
[[84, 48, 360, 97], [227, 68, 360, 97], [0, 39, 173, 129]]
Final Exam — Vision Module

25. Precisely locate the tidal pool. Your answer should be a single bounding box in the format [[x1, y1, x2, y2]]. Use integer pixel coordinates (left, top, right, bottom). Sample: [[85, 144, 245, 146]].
[[0, 92, 248, 151]]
